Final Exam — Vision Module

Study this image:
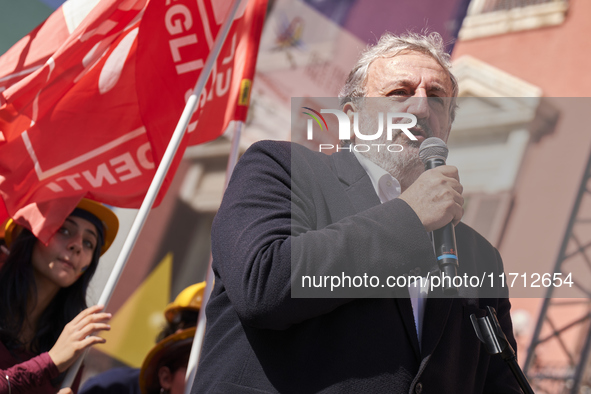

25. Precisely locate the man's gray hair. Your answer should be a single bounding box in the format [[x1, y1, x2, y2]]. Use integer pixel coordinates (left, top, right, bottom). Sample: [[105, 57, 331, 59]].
[[339, 31, 458, 123]]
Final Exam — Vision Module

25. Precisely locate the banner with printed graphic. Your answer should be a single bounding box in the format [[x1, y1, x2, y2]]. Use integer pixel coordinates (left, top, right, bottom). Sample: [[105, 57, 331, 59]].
[[0, 0, 267, 242]]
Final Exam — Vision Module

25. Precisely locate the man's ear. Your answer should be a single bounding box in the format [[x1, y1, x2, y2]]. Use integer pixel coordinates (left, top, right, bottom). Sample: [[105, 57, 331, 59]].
[[158, 366, 173, 390], [343, 102, 357, 141], [443, 123, 452, 143]]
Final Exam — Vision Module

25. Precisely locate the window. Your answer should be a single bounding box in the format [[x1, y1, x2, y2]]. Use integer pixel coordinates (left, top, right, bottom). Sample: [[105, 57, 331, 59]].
[[448, 56, 548, 247], [459, 0, 568, 40], [474, 0, 565, 13]]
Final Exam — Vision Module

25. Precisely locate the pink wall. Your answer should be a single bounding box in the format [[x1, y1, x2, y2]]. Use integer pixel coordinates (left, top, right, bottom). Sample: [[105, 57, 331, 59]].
[[453, 0, 591, 97], [452, 0, 591, 367]]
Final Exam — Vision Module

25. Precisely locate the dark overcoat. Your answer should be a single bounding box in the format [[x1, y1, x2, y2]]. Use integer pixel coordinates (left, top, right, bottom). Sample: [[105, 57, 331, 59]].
[[192, 141, 521, 394]]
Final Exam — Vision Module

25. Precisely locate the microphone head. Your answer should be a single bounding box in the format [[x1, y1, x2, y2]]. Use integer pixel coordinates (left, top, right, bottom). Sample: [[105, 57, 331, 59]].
[[419, 137, 448, 164]]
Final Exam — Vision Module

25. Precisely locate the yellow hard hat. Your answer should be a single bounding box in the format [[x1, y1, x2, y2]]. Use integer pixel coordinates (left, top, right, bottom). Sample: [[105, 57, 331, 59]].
[[4, 198, 119, 255], [164, 282, 206, 323], [139, 326, 195, 394]]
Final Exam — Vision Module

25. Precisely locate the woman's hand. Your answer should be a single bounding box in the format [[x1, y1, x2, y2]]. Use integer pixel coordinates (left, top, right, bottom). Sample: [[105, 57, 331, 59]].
[[48, 305, 111, 373]]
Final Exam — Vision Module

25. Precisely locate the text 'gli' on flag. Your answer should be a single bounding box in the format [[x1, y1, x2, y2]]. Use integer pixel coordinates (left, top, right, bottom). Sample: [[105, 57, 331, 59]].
[[0, 0, 268, 242]]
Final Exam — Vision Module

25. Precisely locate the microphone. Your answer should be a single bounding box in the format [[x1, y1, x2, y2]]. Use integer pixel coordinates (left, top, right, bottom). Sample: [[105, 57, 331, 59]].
[[419, 137, 459, 296]]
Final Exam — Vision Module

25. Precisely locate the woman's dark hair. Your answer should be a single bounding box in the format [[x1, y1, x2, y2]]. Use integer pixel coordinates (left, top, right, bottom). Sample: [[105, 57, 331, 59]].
[[147, 342, 192, 394], [161, 344, 191, 374], [0, 224, 102, 354]]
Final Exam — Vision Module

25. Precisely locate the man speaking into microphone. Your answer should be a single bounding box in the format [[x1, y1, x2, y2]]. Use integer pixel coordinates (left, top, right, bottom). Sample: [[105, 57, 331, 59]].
[[193, 32, 519, 394]]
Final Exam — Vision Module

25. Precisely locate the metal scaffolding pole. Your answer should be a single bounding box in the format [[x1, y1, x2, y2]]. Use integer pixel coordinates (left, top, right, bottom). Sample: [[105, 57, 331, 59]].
[[524, 143, 591, 393]]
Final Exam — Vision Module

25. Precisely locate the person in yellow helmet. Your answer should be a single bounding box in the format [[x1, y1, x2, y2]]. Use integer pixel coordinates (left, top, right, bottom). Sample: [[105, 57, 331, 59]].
[[0, 198, 119, 394], [156, 282, 205, 342], [79, 282, 206, 394], [139, 327, 195, 394]]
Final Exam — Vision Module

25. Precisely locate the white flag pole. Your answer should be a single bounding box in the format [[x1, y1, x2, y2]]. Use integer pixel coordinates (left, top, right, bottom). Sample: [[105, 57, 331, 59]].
[[61, 0, 243, 388], [184, 119, 243, 394]]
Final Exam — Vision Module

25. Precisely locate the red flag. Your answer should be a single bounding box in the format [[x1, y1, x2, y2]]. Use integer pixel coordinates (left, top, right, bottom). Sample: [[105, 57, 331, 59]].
[[0, 0, 267, 242], [0, 1, 72, 96], [136, 0, 267, 156]]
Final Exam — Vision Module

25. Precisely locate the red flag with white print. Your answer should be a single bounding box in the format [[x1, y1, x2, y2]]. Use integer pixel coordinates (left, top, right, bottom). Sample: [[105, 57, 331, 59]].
[[136, 0, 267, 154], [0, 0, 267, 242]]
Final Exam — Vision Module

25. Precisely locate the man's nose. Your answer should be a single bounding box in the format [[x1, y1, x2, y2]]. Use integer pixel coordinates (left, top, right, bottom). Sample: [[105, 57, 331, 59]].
[[406, 90, 430, 119]]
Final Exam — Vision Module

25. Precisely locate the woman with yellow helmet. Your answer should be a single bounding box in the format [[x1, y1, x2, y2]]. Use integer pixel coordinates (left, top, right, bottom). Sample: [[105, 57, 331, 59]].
[[0, 199, 119, 393]]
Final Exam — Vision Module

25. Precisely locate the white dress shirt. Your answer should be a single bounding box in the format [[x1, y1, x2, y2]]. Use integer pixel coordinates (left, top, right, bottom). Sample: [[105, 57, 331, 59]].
[[353, 150, 430, 348]]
